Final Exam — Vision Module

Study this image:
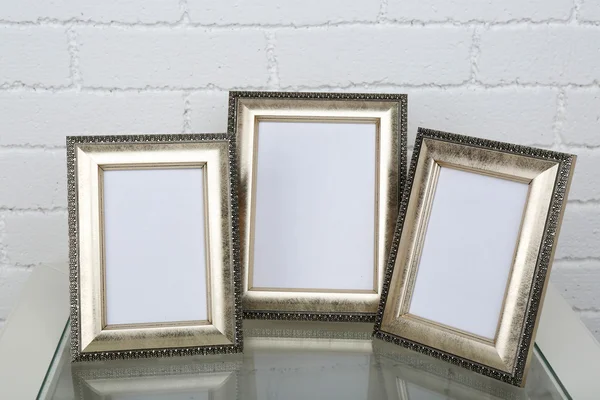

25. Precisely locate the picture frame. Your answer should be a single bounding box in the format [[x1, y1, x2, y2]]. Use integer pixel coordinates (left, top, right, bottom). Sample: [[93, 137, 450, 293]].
[[374, 128, 576, 386], [67, 134, 242, 361], [229, 91, 407, 322]]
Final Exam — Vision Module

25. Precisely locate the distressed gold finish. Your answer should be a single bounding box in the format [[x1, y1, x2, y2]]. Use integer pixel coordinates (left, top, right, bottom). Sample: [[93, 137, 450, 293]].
[[68, 135, 242, 361], [244, 319, 374, 353], [229, 91, 407, 321], [374, 128, 576, 387]]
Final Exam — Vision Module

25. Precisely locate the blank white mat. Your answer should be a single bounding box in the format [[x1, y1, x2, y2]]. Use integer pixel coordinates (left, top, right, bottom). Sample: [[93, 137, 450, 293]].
[[408, 167, 528, 339], [252, 121, 376, 291], [103, 168, 208, 325]]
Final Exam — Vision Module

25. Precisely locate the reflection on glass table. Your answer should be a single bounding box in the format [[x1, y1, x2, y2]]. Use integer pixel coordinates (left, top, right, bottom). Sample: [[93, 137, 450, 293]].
[[41, 320, 567, 400]]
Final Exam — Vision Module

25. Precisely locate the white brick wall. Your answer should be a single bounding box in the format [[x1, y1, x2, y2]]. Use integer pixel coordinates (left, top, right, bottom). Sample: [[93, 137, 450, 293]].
[[276, 26, 472, 87], [0, 0, 598, 337]]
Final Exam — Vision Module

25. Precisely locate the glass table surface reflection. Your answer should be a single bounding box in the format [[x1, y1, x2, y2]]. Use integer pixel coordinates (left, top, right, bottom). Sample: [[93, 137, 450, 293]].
[[41, 320, 567, 400]]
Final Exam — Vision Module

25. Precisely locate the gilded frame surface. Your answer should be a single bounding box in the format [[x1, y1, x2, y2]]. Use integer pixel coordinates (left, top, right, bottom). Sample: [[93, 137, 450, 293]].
[[374, 128, 576, 386], [228, 91, 407, 322], [67, 134, 243, 362]]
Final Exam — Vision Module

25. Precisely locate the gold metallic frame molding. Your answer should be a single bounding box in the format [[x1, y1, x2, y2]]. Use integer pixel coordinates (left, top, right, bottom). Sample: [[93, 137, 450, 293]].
[[374, 128, 576, 386], [67, 134, 242, 361], [229, 91, 407, 322]]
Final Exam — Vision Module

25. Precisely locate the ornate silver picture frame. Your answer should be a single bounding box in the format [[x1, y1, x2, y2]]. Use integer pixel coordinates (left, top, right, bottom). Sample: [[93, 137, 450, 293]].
[[374, 128, 576, 386], [229, 91, 407, 322], [67, 134, 242, 361]]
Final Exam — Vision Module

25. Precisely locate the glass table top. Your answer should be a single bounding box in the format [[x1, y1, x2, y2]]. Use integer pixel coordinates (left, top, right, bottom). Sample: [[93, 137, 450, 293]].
[[39, 320, 568, 400]]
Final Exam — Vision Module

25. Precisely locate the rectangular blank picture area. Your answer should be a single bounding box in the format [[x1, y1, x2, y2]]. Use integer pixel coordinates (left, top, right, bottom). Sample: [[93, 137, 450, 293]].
[[408, 167, 528, 339], [252, 121, 376, 291], [103, 168, 208, 325]]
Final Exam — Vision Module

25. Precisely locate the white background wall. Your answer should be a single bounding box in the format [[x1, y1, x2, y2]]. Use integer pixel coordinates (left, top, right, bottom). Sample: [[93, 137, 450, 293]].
[[0, 0, 599, 339]]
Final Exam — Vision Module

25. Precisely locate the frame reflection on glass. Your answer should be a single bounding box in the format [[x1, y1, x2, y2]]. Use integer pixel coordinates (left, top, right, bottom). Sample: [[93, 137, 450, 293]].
[[375, 128, 576, 386], [243, 319, 381, 400], [72, 357, 240, 399]]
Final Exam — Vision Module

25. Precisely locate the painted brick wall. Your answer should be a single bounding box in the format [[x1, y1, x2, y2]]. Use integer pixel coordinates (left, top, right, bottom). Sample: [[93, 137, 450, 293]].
[[0, 1, 599, 338]]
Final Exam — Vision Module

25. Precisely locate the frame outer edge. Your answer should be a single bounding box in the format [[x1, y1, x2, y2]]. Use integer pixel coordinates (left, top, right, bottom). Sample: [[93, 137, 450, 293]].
[[517, 153, 577, 387]]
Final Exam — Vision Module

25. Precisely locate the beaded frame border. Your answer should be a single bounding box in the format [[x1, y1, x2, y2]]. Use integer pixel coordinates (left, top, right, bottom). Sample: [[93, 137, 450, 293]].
[[227, 90, 408, 322], [373, 127, 576, 386], [67, 134, 243, 361]]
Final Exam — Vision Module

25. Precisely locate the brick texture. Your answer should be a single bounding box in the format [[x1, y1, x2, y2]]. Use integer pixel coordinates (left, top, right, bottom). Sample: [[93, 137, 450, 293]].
[[406, 87, 557, 146], [478, 26, 600, 85], [187, 0, 380, 25], [0, 0, 181, 23], [0, 0, 599, 340], [0, 92, 185, 146], [276, 26, 472, 87], [580, 1, 600, 22], [556, 205, 600, 259], [0, 150, 66, 209], [188, 91, 229, 133], [562, 89, 600, 146], [78, 28, 269, 88], [2, 212, 68, 267], [0, 26, 70, 87]]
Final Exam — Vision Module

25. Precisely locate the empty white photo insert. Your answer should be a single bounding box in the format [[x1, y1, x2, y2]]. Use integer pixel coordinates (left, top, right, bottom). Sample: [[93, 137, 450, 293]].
[[252, 121, 376, 292], [408, 167, 529, 339], [103, 168, 208, 326]]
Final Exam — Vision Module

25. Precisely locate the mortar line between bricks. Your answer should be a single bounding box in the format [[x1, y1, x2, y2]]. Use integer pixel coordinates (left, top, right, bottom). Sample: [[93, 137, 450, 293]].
[[178, 0, 191, 25], [552, 89, 567, 145], [555, 256, 600, 263], [570, 0, 584, 23], [0, 207, 67, 214], [377, 0, 388, 23], [265, 31, 280, 89], [1, 263, 39, 270], [469, 26, 482, 84], [577, 309, 600, 315], [66, 25, 82, 90], [557, 144, 600, 151], [0, 144, 65, 150], [567, 199, 600, 206], [1, 19, 600, 29], [182, 91, 192, 133], [0, 215, 8, 264], [2, 82, 600, 94]]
